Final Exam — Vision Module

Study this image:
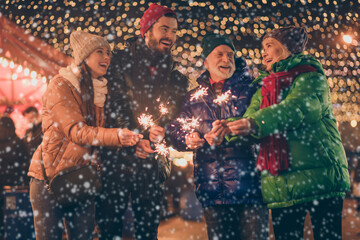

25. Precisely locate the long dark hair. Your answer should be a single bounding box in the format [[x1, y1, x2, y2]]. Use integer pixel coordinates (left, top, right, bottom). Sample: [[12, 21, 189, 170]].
[[79, 62, 96, 127]]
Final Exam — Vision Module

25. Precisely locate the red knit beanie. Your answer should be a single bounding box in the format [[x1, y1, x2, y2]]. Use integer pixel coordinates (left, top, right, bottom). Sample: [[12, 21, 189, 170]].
[[140, 3, 177, 38]]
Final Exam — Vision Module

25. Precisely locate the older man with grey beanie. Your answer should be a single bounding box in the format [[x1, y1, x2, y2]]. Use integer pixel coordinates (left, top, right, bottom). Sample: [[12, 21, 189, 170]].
[[169, 33, 268, 240]]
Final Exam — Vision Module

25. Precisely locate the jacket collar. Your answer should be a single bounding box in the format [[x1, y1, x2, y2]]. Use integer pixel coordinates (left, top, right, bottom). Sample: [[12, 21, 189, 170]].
[[58, 63, 108, 107]]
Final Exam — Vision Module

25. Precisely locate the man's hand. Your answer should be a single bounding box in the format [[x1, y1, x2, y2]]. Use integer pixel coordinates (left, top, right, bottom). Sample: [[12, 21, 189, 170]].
[[185, 132, 205, 150], [204, 120, 228, 146], [227, 118, 254, 136], [136, 139, 155, 159], [212, 119, 231, 135], [118, 128, 143, 147], [149, 125, 165, 143]]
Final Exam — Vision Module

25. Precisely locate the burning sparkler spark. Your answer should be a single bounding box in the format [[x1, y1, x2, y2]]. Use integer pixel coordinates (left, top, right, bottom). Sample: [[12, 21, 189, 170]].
[[155, 141, 169, 157], [213, 90, 233, 104], [137, 113, 155, 129], [177, 117, 200, 132], [190, 86, 208, 101], [159, 104, 169, 115]]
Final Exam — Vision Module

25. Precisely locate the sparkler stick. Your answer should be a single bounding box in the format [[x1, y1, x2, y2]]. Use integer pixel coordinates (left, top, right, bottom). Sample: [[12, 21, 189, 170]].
[[190, 86, 217, 119]]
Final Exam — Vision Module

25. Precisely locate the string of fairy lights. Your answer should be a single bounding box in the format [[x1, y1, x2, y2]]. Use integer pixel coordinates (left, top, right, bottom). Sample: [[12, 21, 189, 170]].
[[1, 0, 360, 124]]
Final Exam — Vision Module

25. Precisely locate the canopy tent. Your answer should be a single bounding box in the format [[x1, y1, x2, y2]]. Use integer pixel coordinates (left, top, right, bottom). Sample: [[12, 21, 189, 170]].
[[0, 12, 70, 77], [0, 13, 71, 136]]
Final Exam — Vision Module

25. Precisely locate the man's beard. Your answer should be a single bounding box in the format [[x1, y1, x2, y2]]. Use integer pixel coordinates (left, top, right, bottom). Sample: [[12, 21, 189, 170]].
[[213, 64, 236, 80], [147, 33, 173, 55]]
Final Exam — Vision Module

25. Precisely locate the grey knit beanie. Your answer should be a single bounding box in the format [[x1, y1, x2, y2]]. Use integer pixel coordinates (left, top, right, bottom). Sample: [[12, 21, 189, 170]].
[[263, 26, 308, 54], [70, 31, 111, 66], [201, 33, 235, 60]]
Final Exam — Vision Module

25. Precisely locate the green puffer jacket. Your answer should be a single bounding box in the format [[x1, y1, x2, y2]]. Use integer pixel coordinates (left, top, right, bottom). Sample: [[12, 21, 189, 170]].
[[243, 53, 350, 209]]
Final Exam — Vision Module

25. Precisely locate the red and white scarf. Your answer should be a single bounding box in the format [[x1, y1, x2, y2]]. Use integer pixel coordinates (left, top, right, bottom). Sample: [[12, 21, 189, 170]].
[[257, 65, 317, 175]]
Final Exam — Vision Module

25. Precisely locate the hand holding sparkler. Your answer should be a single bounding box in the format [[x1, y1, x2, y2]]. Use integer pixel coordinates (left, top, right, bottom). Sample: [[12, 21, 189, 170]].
[[136, 139, 155, 159], [185, 132, 205, 150], [118, 128, 143, 147], [204, 121, 228, 146], [226, 118, 256, 136], [149, 125, 165, 143]]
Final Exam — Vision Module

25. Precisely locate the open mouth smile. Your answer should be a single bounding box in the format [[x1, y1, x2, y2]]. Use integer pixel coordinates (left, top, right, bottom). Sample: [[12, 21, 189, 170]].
[[160, 40, 172, 47], [99, 63, 108, 69], [219, 66, 231, 71]]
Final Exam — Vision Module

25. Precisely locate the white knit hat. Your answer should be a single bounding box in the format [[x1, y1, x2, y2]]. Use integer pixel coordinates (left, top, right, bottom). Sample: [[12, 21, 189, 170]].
[[70, 31, 111, 66]]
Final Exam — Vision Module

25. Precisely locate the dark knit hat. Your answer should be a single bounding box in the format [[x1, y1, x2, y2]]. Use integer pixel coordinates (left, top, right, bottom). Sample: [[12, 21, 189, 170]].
[[263, 26, 308, 53], [201, 33, 235, 60], [140, 4, 177, 39]]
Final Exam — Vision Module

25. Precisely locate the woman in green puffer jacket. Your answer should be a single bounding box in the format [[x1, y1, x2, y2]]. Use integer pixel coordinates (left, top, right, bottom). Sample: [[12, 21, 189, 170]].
[[226, 27, 350, 240]]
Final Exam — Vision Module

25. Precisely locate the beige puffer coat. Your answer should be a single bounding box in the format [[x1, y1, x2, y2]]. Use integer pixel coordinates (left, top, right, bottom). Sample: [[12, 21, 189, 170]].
[[28, 74, 122, 180]]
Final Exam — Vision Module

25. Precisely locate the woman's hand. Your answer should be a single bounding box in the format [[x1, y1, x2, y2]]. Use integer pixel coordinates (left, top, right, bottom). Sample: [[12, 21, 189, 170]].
[[136, 139, 155, 159], [118, 128, 143, 147], [227, 118, 255, 136], [185, 132, 205, 150]]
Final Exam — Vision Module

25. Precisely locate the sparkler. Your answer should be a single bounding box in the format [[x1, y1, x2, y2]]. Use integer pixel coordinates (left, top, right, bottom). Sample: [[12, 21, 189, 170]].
[[137, 113, 155, 129], [190, 86, 208, 101], [213, 90, 234, 105], [190, 86, 219, 119], [137, 100, 170, 130], [177, 116, 200, 133], [154, 140, 169, 157], [159, 103, 169, 116]]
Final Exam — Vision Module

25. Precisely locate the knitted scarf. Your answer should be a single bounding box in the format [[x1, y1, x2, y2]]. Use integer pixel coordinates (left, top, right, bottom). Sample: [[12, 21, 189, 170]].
[[59, 64, 108, 107], [257, 65, 317, 175]]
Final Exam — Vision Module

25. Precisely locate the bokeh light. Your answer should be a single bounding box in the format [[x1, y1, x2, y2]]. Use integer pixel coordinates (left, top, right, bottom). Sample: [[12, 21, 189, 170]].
[[1, 0, 360, 123]]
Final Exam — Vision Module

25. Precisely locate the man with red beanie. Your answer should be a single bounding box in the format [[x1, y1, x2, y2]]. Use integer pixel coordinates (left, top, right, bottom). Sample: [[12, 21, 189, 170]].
[[97, 3, 188, 239]]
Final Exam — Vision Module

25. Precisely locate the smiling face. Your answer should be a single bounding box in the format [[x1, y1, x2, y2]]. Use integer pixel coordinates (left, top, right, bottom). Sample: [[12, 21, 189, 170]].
[[204, 45, 235, 82], [144, 16, 178, 54], [85, 47, 111, 78], [262, 37, 291, 72]]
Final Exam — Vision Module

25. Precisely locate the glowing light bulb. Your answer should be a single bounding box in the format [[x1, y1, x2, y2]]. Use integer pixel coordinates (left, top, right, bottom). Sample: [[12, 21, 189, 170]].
[[350, 120, 357, 127], [11, 73, 18, 80], [173, 158, 188, 167], [31, 71, 37, 78], [24, 68, 30, 76], [343, 35, 352, 44]]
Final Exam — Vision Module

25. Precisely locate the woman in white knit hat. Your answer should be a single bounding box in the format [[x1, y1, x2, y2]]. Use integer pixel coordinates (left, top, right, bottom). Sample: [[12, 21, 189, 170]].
[[28, 31, 142, 240]]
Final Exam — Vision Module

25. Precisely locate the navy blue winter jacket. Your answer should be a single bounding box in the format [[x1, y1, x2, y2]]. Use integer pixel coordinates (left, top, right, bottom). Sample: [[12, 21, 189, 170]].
[[170, 58, 264, 207]]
